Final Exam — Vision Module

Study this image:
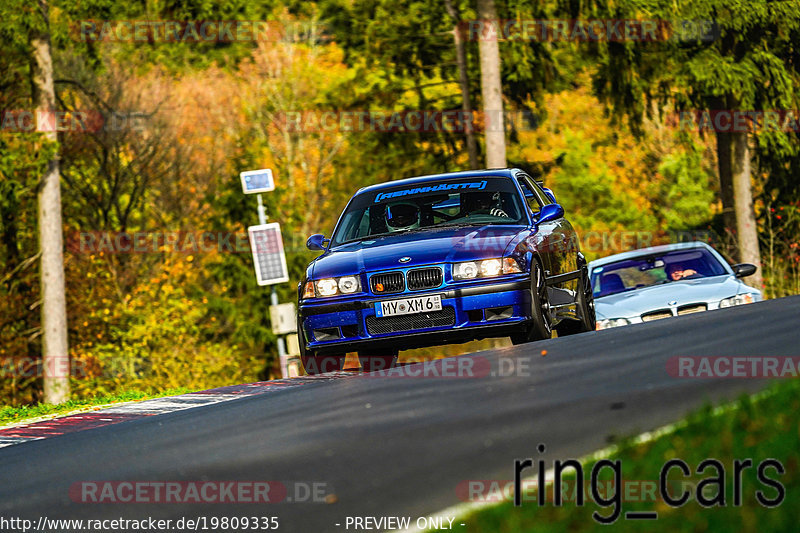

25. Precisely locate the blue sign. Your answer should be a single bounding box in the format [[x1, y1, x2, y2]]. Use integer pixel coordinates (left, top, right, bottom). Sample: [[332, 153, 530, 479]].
[[240, 169, 275, 194]]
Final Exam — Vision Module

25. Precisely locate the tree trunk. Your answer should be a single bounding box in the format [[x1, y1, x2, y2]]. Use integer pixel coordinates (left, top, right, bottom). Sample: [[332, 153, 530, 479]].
[[476, 0, 506, 169], [715, 131, 737, 239], [444, 0, 479, 169], [730, 130, 764, 293], [711, 95, 736, 243], [31, 0, 70, 404]]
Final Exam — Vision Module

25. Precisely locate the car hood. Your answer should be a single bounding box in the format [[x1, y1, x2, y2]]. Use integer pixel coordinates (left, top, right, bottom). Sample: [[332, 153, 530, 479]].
[[310, 225, 525, 278], [595, 275, 746, 319]]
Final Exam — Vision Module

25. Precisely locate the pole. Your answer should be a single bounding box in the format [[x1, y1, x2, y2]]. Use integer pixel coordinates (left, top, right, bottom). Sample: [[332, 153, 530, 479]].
[[271, 286, 289, 378], [257, 194, 289, 378], [256, 194, 267, 225]]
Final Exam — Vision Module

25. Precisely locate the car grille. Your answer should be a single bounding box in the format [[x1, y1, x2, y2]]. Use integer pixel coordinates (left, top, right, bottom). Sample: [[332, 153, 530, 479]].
[[641, 310, 673, 322], [407, 267, 443, 291], [366, 307, 456, 335], [370, 272, 404, 294], [678, 304, 708, 316]]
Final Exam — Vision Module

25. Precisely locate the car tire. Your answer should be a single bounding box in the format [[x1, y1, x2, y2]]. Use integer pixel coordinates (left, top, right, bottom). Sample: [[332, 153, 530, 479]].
[[511, 260, 552, 345], [298, 313, 346, 375], [555, 265, 596, 336], [358, 350, 398, 372]]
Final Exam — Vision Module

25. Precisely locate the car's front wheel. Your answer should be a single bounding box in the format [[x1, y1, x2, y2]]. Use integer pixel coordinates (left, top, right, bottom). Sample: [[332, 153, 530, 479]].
[[555, 265, 596, 336], [511, 260, 552, 345], [358, 350, 398, 372]]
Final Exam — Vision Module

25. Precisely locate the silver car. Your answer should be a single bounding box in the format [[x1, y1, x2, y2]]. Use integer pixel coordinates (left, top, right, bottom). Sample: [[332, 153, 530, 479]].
[[588, 241, 762, 330]]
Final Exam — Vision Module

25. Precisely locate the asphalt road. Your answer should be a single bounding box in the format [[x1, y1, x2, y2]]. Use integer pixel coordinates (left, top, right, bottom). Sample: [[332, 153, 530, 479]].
[[2, 295, 798, 532]]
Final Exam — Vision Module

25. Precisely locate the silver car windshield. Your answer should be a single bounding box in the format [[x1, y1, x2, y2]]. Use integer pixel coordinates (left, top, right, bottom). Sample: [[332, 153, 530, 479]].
[[591, 248, 728, 298]]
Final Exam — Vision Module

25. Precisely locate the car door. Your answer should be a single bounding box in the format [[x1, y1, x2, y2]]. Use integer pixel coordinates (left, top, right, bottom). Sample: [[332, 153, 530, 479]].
[[516, 173, 579, 310], [515, 173, 555, 275]]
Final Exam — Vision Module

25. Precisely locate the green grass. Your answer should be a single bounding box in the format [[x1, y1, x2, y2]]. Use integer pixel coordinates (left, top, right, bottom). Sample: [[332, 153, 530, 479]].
[[461, 379, 800, 532], [0, 388, 194, 426]]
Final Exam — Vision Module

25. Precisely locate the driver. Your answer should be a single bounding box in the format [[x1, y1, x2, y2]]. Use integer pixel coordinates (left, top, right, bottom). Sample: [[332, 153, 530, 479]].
[[385, 202, 420, 232], [666, 262, 698, 281], [466, 191, 508, 218]]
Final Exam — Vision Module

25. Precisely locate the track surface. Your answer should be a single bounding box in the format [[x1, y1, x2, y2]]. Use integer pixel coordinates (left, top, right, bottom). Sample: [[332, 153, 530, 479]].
[[1, 296, 798, 531]]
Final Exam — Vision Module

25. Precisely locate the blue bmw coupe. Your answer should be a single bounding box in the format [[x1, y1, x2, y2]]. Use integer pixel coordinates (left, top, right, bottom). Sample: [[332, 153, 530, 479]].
[[297, 169, 595, 374]]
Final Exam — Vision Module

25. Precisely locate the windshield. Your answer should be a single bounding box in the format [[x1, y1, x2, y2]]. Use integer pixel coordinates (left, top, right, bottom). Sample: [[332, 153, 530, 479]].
[[590, 248, 729, 298], [330, 177, 526, 246]]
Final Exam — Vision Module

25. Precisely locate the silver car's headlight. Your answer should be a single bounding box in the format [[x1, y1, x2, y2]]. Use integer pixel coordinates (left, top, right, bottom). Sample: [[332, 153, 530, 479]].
[[719, 294, 755, 308], [596, 318, 630, 330]]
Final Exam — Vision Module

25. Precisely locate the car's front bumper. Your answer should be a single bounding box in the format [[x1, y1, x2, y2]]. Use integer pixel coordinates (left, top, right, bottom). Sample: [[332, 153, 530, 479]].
[[298, 277, 532, 354], [595, 290, 763, 330]]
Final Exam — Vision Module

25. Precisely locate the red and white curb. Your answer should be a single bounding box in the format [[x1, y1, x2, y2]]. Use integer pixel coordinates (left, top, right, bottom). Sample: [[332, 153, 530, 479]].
[[0, 371, 355, 449]]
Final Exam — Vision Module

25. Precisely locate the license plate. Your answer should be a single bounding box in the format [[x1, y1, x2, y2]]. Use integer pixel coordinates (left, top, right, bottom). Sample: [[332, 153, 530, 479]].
[[374, 295, 442, 317]]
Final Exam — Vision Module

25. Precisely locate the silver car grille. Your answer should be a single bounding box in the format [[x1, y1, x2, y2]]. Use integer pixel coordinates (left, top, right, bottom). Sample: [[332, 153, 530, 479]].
[[677, 304, 708, 315], [641, 310, 673, 322], [641, 303, 709, 322]]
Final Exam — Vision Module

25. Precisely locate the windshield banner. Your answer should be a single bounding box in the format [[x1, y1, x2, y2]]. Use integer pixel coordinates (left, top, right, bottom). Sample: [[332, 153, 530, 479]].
[[374, 180, 487, 203]]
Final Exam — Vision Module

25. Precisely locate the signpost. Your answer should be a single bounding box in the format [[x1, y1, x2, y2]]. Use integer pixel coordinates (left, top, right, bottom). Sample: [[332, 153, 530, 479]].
[[240, 168, 275, 194], [241, 169, 299, 378]]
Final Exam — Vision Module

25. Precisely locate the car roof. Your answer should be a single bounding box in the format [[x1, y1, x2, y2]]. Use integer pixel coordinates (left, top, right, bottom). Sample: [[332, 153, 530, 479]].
[[588, 241, 719, 269], [355, 168, 520, 195]]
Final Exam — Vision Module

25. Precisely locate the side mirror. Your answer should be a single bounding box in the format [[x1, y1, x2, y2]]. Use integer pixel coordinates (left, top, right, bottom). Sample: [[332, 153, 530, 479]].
[[536, 203, 564, 224], [306, 234, 329, 251], [541, 187, 557, 203], [732, 263, 757, 278]]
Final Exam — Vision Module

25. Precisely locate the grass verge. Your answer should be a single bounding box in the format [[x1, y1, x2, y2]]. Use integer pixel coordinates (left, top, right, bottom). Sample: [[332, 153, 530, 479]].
[[0, 388, 194, 426], [459, 379, 800, 532]]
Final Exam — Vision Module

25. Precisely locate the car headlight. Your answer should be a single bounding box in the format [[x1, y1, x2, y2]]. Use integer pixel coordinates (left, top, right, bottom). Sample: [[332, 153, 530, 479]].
[[719, 293, 755, 308], [480, 258, 502, 277], [453, 258, 522, 280], [338, 276, 360, 294], [596, 318, 630, 330], [453, 261, 479, 280], [316, 278, 339, 296], [305, 276, 362, 298]]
